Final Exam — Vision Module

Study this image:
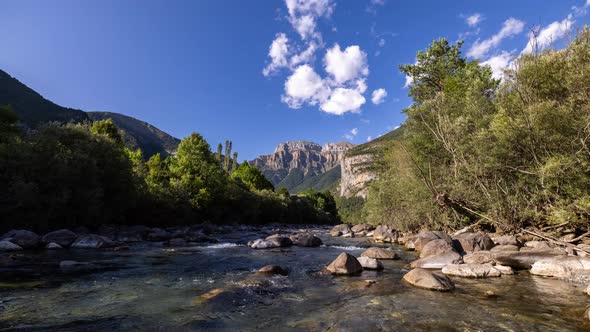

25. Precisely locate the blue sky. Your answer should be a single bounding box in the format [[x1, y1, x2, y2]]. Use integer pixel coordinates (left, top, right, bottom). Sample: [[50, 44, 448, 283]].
[[1, 0, 589, 160]]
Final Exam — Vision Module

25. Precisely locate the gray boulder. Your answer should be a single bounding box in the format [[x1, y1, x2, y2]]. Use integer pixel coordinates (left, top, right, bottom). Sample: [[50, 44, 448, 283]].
[[330, 224, 352, 237], [463, 251, 495, 265], [409, 251, 463, 269], [453, 232, 495, 253], [266, 235, 293, 247], [41, 229, 77, 247], [351, 223, 374, 233], [46, 242, 63, 249], [493, 235, 519, 246], [406, 231, 453, 252], [290, 233, 322, 247], [326, 252, 363, 275], [0, 240, 23, 252], [373, 225, 397, 243], [492, 250, 565, 269], [490, 245, 520, 252], [441, 263, 502, 278], [257, 265, 288, 276], [71, 234, 116, 249], [360, 247, 399, 260], [419, 239, 456, 258], [531, 256, 590, 281], [1, 230, 40, 249], [357, 256, 384, 270], [250, 239, 279, 249], [402, 268, 455, 291]]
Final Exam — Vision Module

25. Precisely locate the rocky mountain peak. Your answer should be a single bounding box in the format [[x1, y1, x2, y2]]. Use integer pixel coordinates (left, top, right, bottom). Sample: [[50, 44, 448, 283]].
[[274, 141, 322, 154]]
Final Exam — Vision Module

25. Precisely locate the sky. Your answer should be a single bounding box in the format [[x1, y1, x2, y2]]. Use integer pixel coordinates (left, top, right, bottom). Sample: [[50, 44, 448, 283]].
[[1, 0, 589, 160]]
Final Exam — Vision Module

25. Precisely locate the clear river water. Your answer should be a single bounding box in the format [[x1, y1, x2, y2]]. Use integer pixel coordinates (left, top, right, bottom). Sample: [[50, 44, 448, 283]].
[[1, 226, 589, 331]]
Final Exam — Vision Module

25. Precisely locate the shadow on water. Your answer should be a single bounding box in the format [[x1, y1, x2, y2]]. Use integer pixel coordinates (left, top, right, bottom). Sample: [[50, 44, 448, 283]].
[[1, 226, 589, 331]]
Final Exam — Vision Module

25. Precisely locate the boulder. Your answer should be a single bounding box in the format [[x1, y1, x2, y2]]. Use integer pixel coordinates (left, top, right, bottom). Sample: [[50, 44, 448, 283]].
[[406, 231, 453, 252], [409, 251, 463, 269], [490, 245, 520, 252], [441, 264, 502, 278], [402, 268, 455, 291], [492, 251, 565, 269], [493, 265, 515, 275], [366, 231, 375, 237], [531, 256, 590, 280], [419, 239, 456, 258], [326, 253, 363, 275], [41, 229, 77, 247], [46, 242, 63, 249], [493, 235, 519, 246], [524, 241, 552, 250], [463, 251, 495, 265], [373, 225, 396, 243], [342, 233, 354, 238], [265, 235, 293, 247], [0, 240, 23, 252], [586, 284, 590, 296], [357, 256, 384, 271], [250, 239, 279, 249], [360, 247, 399, 260], [330, 224, 352, 237], [256, 265, 288, 276], [453, 232, 495, 253], [1, 230, 40, 249], [290, 234, 322, 247], [71, 234, 116, 249], [351, 223, 374, 233]]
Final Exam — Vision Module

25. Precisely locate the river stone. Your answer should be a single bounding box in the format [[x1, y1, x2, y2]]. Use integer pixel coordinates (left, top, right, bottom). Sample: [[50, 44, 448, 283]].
[[290, 234, 322, 247], [419, 239, 456, 258], [586, 284, 590, 296], [402, 268, 455, 291], [326, 252, 363, 275], [407, 231, 453, 252], [1, 230, 40, 249], [441, 263, 502, 278], [357, 256, 384, 270], [524, 241, 552, 250], [41, 229, 77, 247], [373, 225, 396, 243], [0, 240, 23, 252], [360, 247, 399, 260], [250, 239, 279, 249], [494, 235, 519, 246], [492, 251, 566, 269], [351, 224, 374, 233], [71, 234, 116, 249], [46, 242, 63, 249], [453, 232, 495, 253], [493, 265, 515, 275], [531, 256, 590, 281], [490, 245, 520, 252], [265, 235, 293, 247], [256, 265, 288, 276], [330, 224, 351, 237], [409, 251, 463, 269], [463, 251, 495, 265]]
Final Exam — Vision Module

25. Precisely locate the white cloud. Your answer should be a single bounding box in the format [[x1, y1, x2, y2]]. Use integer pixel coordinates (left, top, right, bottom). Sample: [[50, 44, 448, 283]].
[[378, 38, 386, 47], [324, 44, 369, 84], [467, 18, 525, 59], [404, 74, 413, 88], [344, 127, 359, 140], [356, 79, 367, 94], [351, 128, 359, 135], [573, 0, 590, 16], [290, 41, 317, 66], [366, 136, 372, 142], [371, 88, 387, 104], [521, 15, 574, 54], [285, 0, 334, 40], [481, 51, 513, 80], [466, 13, 482, 27], [282, 65, 330, 108], [321, 88, 365, 115], [370, 0, 385, 4], [263, 33, 290, 76]]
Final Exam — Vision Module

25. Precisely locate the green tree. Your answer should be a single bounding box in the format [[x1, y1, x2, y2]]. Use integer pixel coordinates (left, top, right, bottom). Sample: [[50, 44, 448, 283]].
[[90, 118, 123, 145], [230, 161, 274, 191]]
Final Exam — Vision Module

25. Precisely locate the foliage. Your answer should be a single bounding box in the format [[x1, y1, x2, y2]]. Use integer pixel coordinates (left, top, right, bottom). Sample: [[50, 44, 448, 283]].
[[231, 162, 274, 191], [335, 195, 365, 224]]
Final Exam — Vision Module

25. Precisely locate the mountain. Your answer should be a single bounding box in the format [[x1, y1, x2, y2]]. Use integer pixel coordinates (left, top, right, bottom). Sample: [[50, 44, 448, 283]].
[[0, 69, 179, 157], [251, 141, 354, 193], [340, 126, 405, 198]]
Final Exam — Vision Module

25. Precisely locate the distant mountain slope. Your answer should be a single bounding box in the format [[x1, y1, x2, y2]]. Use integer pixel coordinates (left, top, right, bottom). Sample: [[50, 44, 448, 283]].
[[251, 141, 354, 193], [88, 112, 180, 157], [0, 69, 179, 157]]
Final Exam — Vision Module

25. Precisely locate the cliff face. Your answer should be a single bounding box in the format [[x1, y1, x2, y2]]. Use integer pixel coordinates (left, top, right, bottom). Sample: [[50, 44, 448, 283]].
[[251, 141, 354, 192]]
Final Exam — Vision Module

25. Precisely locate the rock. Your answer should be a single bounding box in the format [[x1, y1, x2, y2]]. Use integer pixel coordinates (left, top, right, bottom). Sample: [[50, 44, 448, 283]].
[[373, 225, 396, 243], [492, 251, 565, 269], [125, 225, 152, 238], [265, 235, 293, 247], [46, 242, 63, 249], [493, 265, 514, 275], [441, 264, 502, 278], [366, 231, 374, 237], [290, 234, 322, 247], [494, 235, 519, 246], [326, 252, 363, 275], [419, 239, 456, 258], [463, 251, 495, 265], [402, 268, 455, 291], [168, 238, 187, 246], [357, 256, 384, 270], [330, 224, 352, 237], [342, 233, 354, 238], [586, 284, 590, 296], [250, 239, 279, 249], [59, 260, 101, 273], [490, 245, 520, 252], [114, 233, 143, 243], [41, 229, 77, 247], [146, 228, 173, 242], [1, 230, 39, 249], [0, 240, 23, 252], [256, 265, 288, 276], [524, 241, 552, 250], [531, 256, 590, 280], [351, 223, 374, 233], [484, 290, 497, 298], [585, 307, 590, 321], [409, 251, 463, 269], [71, 234, 116, 249], [360, 247, 399, 260], [453, 232, 495, 253], [406, 231, 452, 252]]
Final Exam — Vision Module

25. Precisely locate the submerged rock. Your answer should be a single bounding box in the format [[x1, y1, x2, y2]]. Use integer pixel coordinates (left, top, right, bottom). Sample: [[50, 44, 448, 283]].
[[357, 256, 384, 271], [250, 239, 279, 249], [59, 260, 100, 273], [0, 240, 23, 252], [360, 247, 399, 260], [492, 250, 566, 269], [419, 239, 456, 258], [402, 268, 455, 291], [330, 224, 351, 237], [290, 234, 322, 247], [326, 252, 363, 275], [256, 265, 288, 276], [409, 251, 463, 269], [1, 230, 39, 249], [71, 234, 116, 249], [531, 256, 590, 281], [46, 242, 63, 249], [41, 229, 77, 247], [453, 232, 495, 253], [265, 235, 293, 247], [441, 264, 502, 278]]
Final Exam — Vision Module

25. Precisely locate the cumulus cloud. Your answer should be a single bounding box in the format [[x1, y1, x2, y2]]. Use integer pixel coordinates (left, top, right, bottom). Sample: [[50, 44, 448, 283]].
[[371, 88, 387, 104], [282, 65, 329, 108], [325, 44, 369, 84], [467, 18, 525, 59], [466, 13, 482, 27], [290, 41, 318, 66], [263, 33, 290, 76], [285, 0, 334, 40], [344, 127, 359, 140], [366, 136, 372, 142], [480, 51, 513, 80], [321, 88, 365, 115], [521, 15, 574, 54]]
